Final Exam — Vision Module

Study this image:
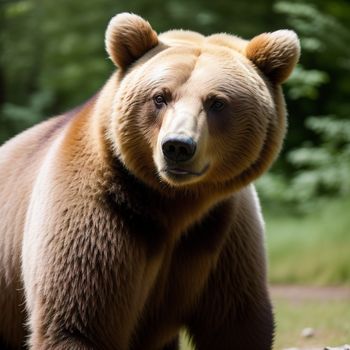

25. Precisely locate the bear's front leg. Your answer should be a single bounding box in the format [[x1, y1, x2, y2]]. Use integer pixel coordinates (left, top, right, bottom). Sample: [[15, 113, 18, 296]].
[[186, 204, 275, 350], [187, 294, 274, 350], [25, 235, 149, 350], [26, 242, 149, 350], [22, 200, 155, 350], [29, 327, 95, 350]]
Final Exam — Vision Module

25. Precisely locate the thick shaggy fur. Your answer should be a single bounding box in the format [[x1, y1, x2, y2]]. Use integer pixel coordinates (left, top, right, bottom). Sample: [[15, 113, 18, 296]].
[[0, 13, 300, 350]]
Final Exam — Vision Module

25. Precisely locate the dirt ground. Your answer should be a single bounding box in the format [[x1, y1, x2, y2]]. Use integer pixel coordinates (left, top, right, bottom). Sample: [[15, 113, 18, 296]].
[[270, 285, 350, 301]]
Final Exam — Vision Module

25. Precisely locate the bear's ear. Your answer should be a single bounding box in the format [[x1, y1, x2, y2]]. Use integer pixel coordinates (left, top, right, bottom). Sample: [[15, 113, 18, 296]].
[[244, 30, 300, 84], [105, 13, 159, 70]]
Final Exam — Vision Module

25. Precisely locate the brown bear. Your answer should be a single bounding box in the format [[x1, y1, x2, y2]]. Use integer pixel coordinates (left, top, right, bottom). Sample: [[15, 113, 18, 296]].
[[0, 13, 300, 350]]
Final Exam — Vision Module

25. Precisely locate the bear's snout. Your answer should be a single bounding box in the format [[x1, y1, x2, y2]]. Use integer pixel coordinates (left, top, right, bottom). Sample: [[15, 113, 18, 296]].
[[161, 134, 196, 163]]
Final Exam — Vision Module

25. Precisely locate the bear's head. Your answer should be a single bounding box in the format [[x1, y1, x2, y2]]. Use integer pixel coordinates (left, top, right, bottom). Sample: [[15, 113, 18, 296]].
[[105, 13, 300, 196]]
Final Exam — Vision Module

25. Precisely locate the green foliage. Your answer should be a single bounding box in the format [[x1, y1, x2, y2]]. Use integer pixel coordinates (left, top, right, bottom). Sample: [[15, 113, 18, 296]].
[[1, 90, 53, 132], [275, 1, 350, 54], [258, 115, 350, 210], [286, 66, 328, 100], [288, 116, 350, 200]]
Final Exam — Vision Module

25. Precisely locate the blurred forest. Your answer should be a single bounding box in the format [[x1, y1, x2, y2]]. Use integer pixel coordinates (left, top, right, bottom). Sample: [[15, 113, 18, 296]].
[[1, 0, 350, 284]]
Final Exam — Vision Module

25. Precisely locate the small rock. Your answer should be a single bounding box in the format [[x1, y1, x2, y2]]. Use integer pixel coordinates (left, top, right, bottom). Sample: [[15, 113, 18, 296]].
[[301, 327, 315, 338], [325, 345, 350, 350]]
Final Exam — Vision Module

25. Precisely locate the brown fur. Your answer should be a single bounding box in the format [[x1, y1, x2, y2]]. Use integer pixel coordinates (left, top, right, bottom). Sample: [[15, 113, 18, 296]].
[[0, 13, 300, 350]]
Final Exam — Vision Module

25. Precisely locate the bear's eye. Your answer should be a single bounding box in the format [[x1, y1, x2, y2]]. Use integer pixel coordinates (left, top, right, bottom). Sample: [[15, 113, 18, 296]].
[[153, 94, 167, 108], [210, 99, 225, 112]]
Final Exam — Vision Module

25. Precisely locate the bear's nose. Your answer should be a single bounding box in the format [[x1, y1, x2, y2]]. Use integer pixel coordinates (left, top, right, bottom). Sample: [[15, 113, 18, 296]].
[[161, 134, 196, 162]]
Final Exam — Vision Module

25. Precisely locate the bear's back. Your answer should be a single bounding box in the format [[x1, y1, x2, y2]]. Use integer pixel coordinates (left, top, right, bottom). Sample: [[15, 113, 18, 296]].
[[0, 114, 72, 273]]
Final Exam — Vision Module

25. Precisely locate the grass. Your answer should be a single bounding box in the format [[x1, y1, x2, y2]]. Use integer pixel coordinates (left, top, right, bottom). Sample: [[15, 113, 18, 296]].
[[265, 197, 350, 285], [273, 296, 350, 349]]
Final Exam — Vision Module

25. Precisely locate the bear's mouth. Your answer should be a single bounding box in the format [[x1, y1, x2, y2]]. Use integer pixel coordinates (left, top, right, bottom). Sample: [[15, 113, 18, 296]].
[[162, 163, 209, 178]]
